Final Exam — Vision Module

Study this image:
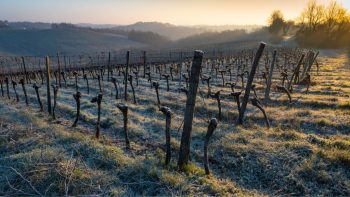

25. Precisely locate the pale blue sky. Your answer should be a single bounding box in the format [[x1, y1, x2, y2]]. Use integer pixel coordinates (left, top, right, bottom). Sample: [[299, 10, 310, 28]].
[[1, 0, 349, 25]]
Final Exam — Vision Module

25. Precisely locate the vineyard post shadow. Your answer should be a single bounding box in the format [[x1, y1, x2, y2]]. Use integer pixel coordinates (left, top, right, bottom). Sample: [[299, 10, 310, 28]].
[[237, 42, 266, 125], [178, 50, 204, 170]]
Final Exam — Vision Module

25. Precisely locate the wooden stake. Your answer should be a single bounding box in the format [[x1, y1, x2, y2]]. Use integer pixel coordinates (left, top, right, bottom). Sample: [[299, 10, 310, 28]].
[[237, 42, 266, 125], [45, 56, 52, 114], [178, 50, 204, 169]]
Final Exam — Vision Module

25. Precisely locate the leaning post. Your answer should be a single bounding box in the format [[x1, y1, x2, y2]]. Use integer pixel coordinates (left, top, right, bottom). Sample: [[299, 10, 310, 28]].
[[178, 50, 204, 169], [237, 42, 266, 125]]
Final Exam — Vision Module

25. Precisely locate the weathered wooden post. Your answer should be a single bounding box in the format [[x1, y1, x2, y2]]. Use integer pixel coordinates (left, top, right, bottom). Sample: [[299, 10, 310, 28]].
[[52, 85, 59, 119], [124, 51, 130, 101], [72, 92, 81, 127], [264, 50, 277, 103], [178, 50, 204, 169], [33, 83, 43, 111], [162, 74, 170, 91], [45, 56, 52, 114], [117, 103, 130, 148], [19, 79, 28, 106], [160, 106, 172, 165], [237, 42, 266, 125], [203, 118, 218, 175], [91, 93, 103, 139]]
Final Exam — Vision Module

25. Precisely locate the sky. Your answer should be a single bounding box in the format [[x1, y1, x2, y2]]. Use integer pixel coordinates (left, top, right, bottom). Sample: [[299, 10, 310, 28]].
[[1, 0, 349, 26]]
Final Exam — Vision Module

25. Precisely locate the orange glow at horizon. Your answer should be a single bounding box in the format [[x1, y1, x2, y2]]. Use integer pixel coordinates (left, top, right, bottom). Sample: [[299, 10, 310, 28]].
[[1, 0, 349, 25]]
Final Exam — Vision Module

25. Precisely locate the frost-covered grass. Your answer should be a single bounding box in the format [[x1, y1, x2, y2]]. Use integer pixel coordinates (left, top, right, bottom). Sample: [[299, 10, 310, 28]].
[[0, 53, 349, 196]]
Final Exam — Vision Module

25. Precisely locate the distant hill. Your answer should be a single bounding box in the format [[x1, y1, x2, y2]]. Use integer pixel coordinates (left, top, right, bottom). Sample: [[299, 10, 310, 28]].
[[0, 28, 146, 56], [173, 28, 270, 48], [0, 21, 266, 56], [111, 22, 262, 40]]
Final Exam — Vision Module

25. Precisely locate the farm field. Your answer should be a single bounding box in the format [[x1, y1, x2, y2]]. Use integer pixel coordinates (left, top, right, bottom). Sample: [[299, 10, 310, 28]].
[[0, 48, 349, 196]]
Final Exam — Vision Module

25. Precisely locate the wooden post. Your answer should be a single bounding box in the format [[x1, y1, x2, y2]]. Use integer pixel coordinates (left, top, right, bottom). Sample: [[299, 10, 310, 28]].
[[178, 50, 204, 169], [264, 50, 277, 103], [124, 51, 129, 101], [57, 53, 62, 88], [45, 56, 52, 114], [237, 42, 266, 125]]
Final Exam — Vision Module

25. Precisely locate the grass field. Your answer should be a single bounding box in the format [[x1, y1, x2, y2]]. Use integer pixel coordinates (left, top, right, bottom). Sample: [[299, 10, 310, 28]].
[[0, 51, 349, 196]]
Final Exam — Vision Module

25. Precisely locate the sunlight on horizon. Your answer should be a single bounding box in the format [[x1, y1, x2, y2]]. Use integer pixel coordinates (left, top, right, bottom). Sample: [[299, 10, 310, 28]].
[[1, 0, 349, 25]]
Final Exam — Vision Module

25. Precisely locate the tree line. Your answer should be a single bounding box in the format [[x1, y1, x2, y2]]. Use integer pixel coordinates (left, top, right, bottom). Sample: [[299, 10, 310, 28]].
[[268, 0, 350, 48]]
